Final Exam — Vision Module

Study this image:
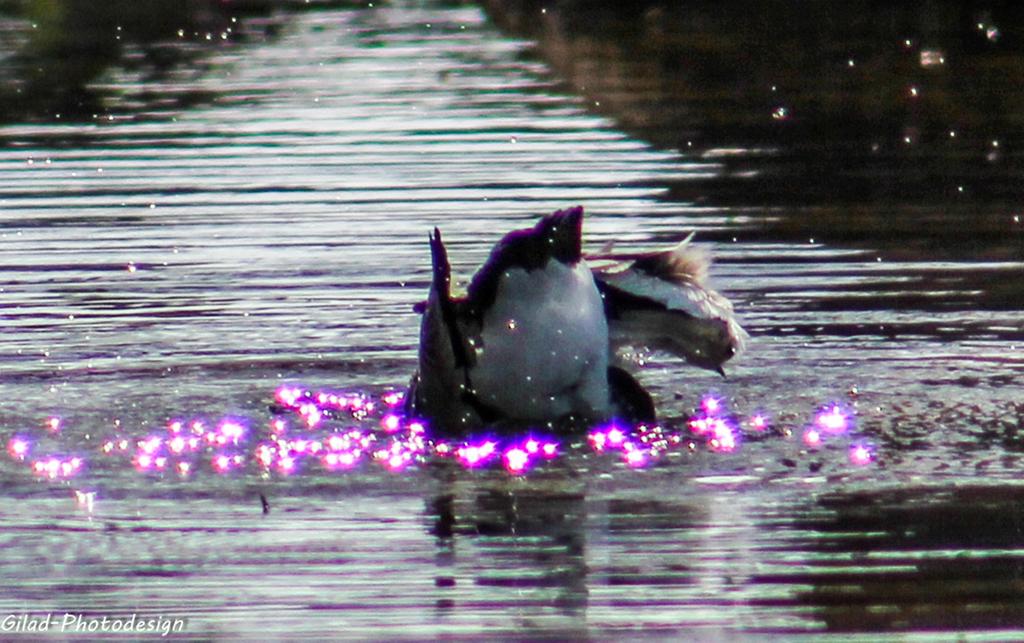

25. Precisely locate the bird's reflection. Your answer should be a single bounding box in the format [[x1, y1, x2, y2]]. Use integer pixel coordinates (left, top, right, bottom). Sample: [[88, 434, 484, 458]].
[[424, 465, 590, 635]]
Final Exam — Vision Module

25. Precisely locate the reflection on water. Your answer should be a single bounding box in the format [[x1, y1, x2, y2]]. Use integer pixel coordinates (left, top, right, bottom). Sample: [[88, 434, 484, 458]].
[[485, 1, 1024, 203], [0, 0, 236, 121], [0, 0, 1023, 638], [783, 486, 1024, 632]]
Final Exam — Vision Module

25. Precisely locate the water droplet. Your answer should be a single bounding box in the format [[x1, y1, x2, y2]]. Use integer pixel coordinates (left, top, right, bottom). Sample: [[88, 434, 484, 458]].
[[920, 50, 945, 67], [771, 106, 788, 120], [509, 136, 518, 144]]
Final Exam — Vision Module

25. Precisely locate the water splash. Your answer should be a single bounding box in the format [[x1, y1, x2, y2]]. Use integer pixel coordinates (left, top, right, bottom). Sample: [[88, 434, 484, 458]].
[[2, 385, 875, 481]]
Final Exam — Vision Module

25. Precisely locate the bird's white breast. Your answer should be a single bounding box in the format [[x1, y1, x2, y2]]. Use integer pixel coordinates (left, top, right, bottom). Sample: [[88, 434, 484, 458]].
[[469, 260, 609, 420]]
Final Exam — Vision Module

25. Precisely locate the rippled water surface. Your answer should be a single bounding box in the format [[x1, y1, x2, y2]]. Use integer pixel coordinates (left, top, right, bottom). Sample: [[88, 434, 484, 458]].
[[1, 2, 1023, 639]]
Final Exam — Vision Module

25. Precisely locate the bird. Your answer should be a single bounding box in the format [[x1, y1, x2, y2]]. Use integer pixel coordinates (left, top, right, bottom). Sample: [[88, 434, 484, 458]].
[[405, 206, 746, 434], [589, 232, 748, 376]]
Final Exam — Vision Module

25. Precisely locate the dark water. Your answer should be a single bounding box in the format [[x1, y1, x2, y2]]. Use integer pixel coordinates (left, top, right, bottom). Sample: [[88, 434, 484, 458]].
[[1, 1, 1023, 639]]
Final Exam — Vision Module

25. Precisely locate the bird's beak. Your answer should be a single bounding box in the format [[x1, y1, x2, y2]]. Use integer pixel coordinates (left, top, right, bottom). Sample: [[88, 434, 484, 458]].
[[716, 366, 727, 377]]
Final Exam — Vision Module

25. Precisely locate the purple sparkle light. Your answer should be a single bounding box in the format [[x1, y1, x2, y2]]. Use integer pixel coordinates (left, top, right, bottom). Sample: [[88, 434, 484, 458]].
[[688, 416, 712, 435], [276, 455, 296, 474], [168, 436, 186, 454], [327, 435, 347, 451], [46, 416, 62, 433], [323, 451, 359, 470], [177, 461, 192, 477], [624, 446, 648, 467], [275, 386, 303, 407], [219, 420, 246, 444], [849, 442, 875, 466], [816, 403, 852, 434], [701, 394, 723, 415], [212, 454, 233, 473], [32, 455, 84, 479], [138, 436, 162, 455], [708, 419, 739, 453], [168, 421, 184, 434], [382, 391, 404, 407], [135, 453, 154, 471], [384, 452, 412, 471], [748, 414, 770, 432], [503, 447, 530, 474], [456, 440, 498, 468], [803, 428, 822, 447], [301, 405, 322, 428], [381, 414, 401, 433], [255, 444, 275, 468], [7, 437, 30, 460]]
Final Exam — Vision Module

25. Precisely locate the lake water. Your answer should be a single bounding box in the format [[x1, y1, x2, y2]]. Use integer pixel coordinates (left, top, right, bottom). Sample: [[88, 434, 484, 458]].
[[1, 2, 1023, 639]]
